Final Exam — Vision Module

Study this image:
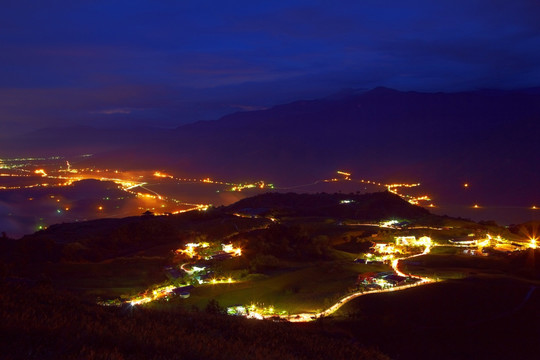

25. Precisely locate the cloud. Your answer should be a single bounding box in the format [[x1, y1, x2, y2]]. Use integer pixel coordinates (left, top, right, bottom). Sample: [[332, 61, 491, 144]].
[[0, 0, 539, 135]]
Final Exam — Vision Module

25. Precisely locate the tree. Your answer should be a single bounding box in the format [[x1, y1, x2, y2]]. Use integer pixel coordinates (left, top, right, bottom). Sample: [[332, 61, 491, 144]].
[[205, 299, 224, 315]]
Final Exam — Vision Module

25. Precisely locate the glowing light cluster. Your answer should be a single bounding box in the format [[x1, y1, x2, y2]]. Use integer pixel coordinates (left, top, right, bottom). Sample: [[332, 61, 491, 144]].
[[395, 236, 432, 247], [176, 242, 209, 258], [380, 219, 400, 228], [128, 285, 176, 306], [241, 303, 286, 319], [153, 171, 173, 178], [372, 243, 399, 255], [229, 181, 269, 192], [34, 169, 48, 177], [175, 241, 242, 261], [222, 243, 242, 256]]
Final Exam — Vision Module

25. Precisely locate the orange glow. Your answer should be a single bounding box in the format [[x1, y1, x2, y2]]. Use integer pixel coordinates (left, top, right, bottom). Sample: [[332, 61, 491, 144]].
[[153, 171, 172, 178], [34, 169, 47, 177], [222, 243, 242, 256], [529, 237, 537, 249], [175, 243, 199, 258], [337, 170, 351, 180]]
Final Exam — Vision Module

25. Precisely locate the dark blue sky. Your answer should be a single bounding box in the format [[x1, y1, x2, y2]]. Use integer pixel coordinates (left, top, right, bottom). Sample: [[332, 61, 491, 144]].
[[1, 0, 539, 135]]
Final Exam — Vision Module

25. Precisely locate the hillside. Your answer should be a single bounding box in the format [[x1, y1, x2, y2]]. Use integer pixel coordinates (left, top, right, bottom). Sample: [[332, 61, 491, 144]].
[[0, 209, 270, 265], [0, 191, 432, 266], [225, 191, 430, 220], [1, 190, 538, 360]]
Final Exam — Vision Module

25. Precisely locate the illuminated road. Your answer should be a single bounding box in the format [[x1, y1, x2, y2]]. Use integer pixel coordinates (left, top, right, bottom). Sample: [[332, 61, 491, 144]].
[[246, 235, 537, 322], [286, 246, 435, 322], [273, 171, 431, 206]]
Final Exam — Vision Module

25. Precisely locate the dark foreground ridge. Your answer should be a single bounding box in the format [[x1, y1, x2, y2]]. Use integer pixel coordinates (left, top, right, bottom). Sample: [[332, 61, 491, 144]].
[[0, 282, 388, 360]]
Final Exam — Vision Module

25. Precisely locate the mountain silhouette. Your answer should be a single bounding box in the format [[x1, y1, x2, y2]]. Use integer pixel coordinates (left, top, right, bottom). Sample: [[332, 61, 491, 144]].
[[2, 88, 539, 207]]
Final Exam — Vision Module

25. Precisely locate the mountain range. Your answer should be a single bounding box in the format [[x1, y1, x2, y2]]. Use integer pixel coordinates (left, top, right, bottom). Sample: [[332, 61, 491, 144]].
[[2, 87, 539, 207]]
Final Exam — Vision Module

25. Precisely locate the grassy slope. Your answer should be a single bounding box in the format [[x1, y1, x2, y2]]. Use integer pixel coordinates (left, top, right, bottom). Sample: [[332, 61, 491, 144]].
[[39, 256, 168, 297], [160, 258, 389, 313], [332, 277, 540, 360]]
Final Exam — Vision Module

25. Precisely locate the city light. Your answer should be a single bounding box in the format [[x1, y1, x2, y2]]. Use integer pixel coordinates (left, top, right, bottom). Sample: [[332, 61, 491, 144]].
[[34, 169, 47, 177], [222, 243, 242, 256], [127, 285, 176, 306]]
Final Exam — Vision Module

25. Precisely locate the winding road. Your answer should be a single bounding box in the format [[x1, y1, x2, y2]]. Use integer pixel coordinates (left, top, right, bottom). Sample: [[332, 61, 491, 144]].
[[285, 246, 435, 322]]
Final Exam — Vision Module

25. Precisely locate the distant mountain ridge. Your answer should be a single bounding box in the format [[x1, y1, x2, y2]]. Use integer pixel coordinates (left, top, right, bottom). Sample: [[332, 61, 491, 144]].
[[2, 87, 539, 206]]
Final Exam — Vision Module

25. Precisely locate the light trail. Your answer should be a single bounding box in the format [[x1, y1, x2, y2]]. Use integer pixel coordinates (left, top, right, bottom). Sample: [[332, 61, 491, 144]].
[[287, 279, 435, 322], [121, 181, 147, 190], [139, 185, 163, 199]]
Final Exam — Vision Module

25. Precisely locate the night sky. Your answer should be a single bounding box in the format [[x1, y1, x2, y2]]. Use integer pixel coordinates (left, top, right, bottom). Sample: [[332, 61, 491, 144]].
[[1, 0, 539, 135]]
